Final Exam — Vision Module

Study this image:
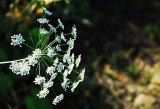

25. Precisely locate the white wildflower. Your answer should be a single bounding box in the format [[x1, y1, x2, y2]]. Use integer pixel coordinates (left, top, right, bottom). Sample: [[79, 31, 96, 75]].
[[63, 54, 67, 63], [39, 28, 49, 34], [55, 35, 61, 43], [47, 47, 56, 58], [71, 53, 74, 64], [33, 76, 46, 85], [60, 33, 66, 42], [61, 78, 70, 91], [43, 80, 54, 88], [53, 58, 59, 66], [37, 88, 49, 98], [32, 48, 42, 58], [42, 7, 52, 16], [52, 94, 64, 105], [9, 61, 20, 74], [75, 54, 81, 68], [10, 61, 30, 76], [63, 53, 70, 63], [56, 44, 61, 51], [67, 58, 72, 65], [67, 38, 74, 50], [68, 63, 74, 74], [8, 9, 85, 104], [79, 68, 85, 82], [11, 34, 25, 47], [58, 19, 64, 30], [48, 24, 57, 33], [66, 47, 71, 55], [46, 66, 55, 75], [57, 63, 64, 72], [63, 70, 69, 78], [37, 18, 49, 24], [50, 72, 57, 81], [71, 81, 80, 92], [71, 25, 77, 39], [18, 61, 31, 76], [27, 55, 38, 66]]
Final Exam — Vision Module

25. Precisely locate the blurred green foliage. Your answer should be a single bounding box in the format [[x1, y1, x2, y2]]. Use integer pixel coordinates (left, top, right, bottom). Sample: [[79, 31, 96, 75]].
[[25, 88, 52, 109], [0, 73, 12, 93]]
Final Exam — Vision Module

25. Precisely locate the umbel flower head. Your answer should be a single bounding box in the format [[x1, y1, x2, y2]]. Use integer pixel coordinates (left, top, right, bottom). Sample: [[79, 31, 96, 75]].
[[8, 7, 85, 105], [11, 34, 25, 47]]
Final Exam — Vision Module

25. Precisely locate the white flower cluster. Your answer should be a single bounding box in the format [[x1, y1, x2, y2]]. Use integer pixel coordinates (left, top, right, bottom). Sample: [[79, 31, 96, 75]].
[[33, 75, 46, 85], [47, 47, 56, 58], [37, 18, 49, 24], [58, 19, 64, 30], [9, 49, 42, 75], [71, 25, 77, 38], [28, 48, 42, 66], [11, 34, 25, 47], [9, 7, 85, 105], [39, 28, 49, 34], [9, 61, 30, 76], [52, 94, 64, 105], [42, 7, 52, 16]]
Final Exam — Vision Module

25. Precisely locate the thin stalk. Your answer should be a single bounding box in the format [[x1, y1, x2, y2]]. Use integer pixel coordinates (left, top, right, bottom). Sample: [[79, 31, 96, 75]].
[[0, 58, 25, 64]]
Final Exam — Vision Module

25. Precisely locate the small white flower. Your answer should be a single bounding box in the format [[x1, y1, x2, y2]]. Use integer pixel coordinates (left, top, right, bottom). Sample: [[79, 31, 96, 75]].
[[10, 61, 30, 76], [58, 19, 64, 30], [61, 78, 70, 91], [71, 25, 77, 38], [46, 66, 55, 75], [66, 47, 71, 55], [37, 18, 49, 24], [50, 72, 57, 80], [34, 76, 46, 85], [79, 68, 85, 82], [47, 47, 56, 58], [60, 33, 66, 42], [63, 53, 70, 63], [32, 48, 42, 59], [39, 28, 49, 34], [9, 61, 20, 74], [71, 53, 75, 64], [11, 34, 25, 47], [43, 80, 54, 88], [56, 44, 61, 51], [27, 55, 38, 66], [53, 58, 59, 66], [55, 35, 61, 43], [52, 94, 64, 105], [67, 58, 72, 65], [27, 49, 41, 66], [37, 88, 49, 98], [57, 63, 64, 72], [63, 70, 69, 78], [42, 7, 52, 16], [75, 54, 81, 68], [63, 54, 67, 63], [48, 24, 57, 33], [68, 63, 74, 74], [19, 61, 30, 76], [67, 38, 74, 50], [71, 81, 80, 92]]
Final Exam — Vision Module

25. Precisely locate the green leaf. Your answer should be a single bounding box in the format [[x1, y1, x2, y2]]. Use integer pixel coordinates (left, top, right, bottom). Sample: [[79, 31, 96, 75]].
[[25, 88, 52, 109], [0, 47, 7, 62], [0, 73, 12, 93]]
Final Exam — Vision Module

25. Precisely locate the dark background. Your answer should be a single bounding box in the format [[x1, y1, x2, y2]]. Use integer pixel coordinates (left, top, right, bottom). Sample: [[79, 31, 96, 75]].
[[1, 0, 160, 109]]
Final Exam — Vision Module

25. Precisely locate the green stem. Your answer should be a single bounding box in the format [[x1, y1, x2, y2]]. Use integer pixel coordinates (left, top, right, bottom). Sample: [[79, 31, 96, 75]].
[[0, 58, 25, 64]]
